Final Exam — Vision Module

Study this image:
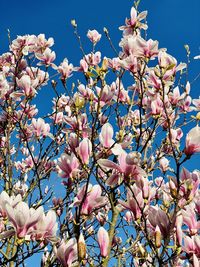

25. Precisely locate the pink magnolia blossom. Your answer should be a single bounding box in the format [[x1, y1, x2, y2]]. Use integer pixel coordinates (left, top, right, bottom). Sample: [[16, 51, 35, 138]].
[[72, 184, 107, 215], [184, 235, 200, 258], [87, 29, 101, 43], [119, 7, 147, 34], [33, 210, 58, 242], [98, 151, 146, 186], [0, 191, 22, 218], [97, 227, 109, 257], [31, 118, 50, 138], [118, 185, 144, 220], [159, 157, 169, 172], [107, 57, 121, 71], [57, 58, 73, 80], [148, 206, 170, 237], [35, 34, 54, 53], [192, 97, 200, 110], [158, 51, 186, 74], [77, 138, 92, 164], [85, 51, 101, 66], [185, 126, 200, 155], [36, 48, 56, 67], [120, 35, 158, 59], [57, 153, 79, 179], [0, 74, 9, 99], [56, 238, 78, 267], [5, 202, 43, 238], [182, 205, 200, 235], [16, 75, 38, 98], [99, 123, 114, 148]]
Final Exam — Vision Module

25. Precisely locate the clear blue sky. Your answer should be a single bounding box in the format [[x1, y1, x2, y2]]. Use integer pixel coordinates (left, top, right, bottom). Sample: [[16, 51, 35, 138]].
[[0, 0, 199, 265]]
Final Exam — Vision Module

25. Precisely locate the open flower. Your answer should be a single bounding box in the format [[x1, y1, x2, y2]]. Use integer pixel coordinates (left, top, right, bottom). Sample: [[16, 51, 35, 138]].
[[87, 29, 101, 43], [72, 184, 107, 216], [33, 210, 58, 242], [5, 202, 43, 238], [185, 126, 200, 155], [56, 238, 78, 267]]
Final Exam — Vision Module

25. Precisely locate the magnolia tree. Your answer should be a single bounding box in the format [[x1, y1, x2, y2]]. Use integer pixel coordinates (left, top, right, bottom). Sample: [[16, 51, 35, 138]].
[[0, 1, 199, 267]]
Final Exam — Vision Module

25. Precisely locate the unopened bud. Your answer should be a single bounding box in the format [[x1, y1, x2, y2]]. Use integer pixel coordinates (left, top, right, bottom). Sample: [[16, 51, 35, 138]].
[[78, 233, 86, 261], [71, 19, 77, 28], [155, 225, 162, 248]]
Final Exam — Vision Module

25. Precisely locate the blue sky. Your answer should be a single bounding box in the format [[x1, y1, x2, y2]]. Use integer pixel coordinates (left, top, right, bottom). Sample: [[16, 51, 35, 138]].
[[0, 0, 199, 265]]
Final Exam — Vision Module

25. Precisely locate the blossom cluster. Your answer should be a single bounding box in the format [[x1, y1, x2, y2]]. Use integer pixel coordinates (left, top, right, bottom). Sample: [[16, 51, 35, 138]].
[[0, 3, 199, 267]]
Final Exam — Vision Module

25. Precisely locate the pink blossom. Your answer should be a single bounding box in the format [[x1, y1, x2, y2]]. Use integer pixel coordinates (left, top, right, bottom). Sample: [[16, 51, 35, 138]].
[[31, 118, 50, 138], [56, 238, 78, 267], [57, 58, 73, 80], [182, 205, 200, 235], [159, 157, 169, 172], [118, 185, 144, 220], [97, 227, 109, 257], [5, 202, 43, 238], [77, 138, 92, 164], [119, 7, 147, 34], [0, 191, 22, 218], [57, 153, 79, 178], [72, 184, 107, 215], [151, 96, 163, 117], [148, 206, 170, 237], [185, 126, 200, 155], [107, 57, 121, 71], [16, 75, 38, 98], [184, 236, 200, 258], [34, 210, 58, 241], [36, 48, 56, 67], [87, 29, 101, 43], [98, 151, 146, 186], [99, 123, 114, 148]]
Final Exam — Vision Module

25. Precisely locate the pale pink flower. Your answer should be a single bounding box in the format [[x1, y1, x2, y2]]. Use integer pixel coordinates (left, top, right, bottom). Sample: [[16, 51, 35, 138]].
[[31, 118, 50, 138], [72, 184, 107, 215], [158, 51, 186, 73], [57, 58, 73, 80], [36, 47, 56, 66], [151, 96, 163, 117], [87, 29, 101, 43], [148, 206, 170, 237], [13, 181, 28, 197], [119, 7, 148, 34], [175, 213, 183, 246], [124, 211, 134, 223], [97, 227, 109, 257], [185, 126, 200, 155], [120, 36, 158, 59], [35, 34, 54, 53], [193, 97, 200, 110], [118, 185, 144, 220], [34, 210, 58, 241], [107, 57, 121, 71], [16, 75, 38, 97], [99, 123, 114, 148], [182, 205, 200, 235], [5, 202, 43, 238], [184, 235, 200, 258], [57, 153, 79, 179], [56, 238, 78, 267], [77, 138, 92, 165], [0, 74, 9, 98], [0, 191, 22, 218], [85, 51, 101, 66], [159, 157, 169, 172], [98, 151, 146, 186]]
